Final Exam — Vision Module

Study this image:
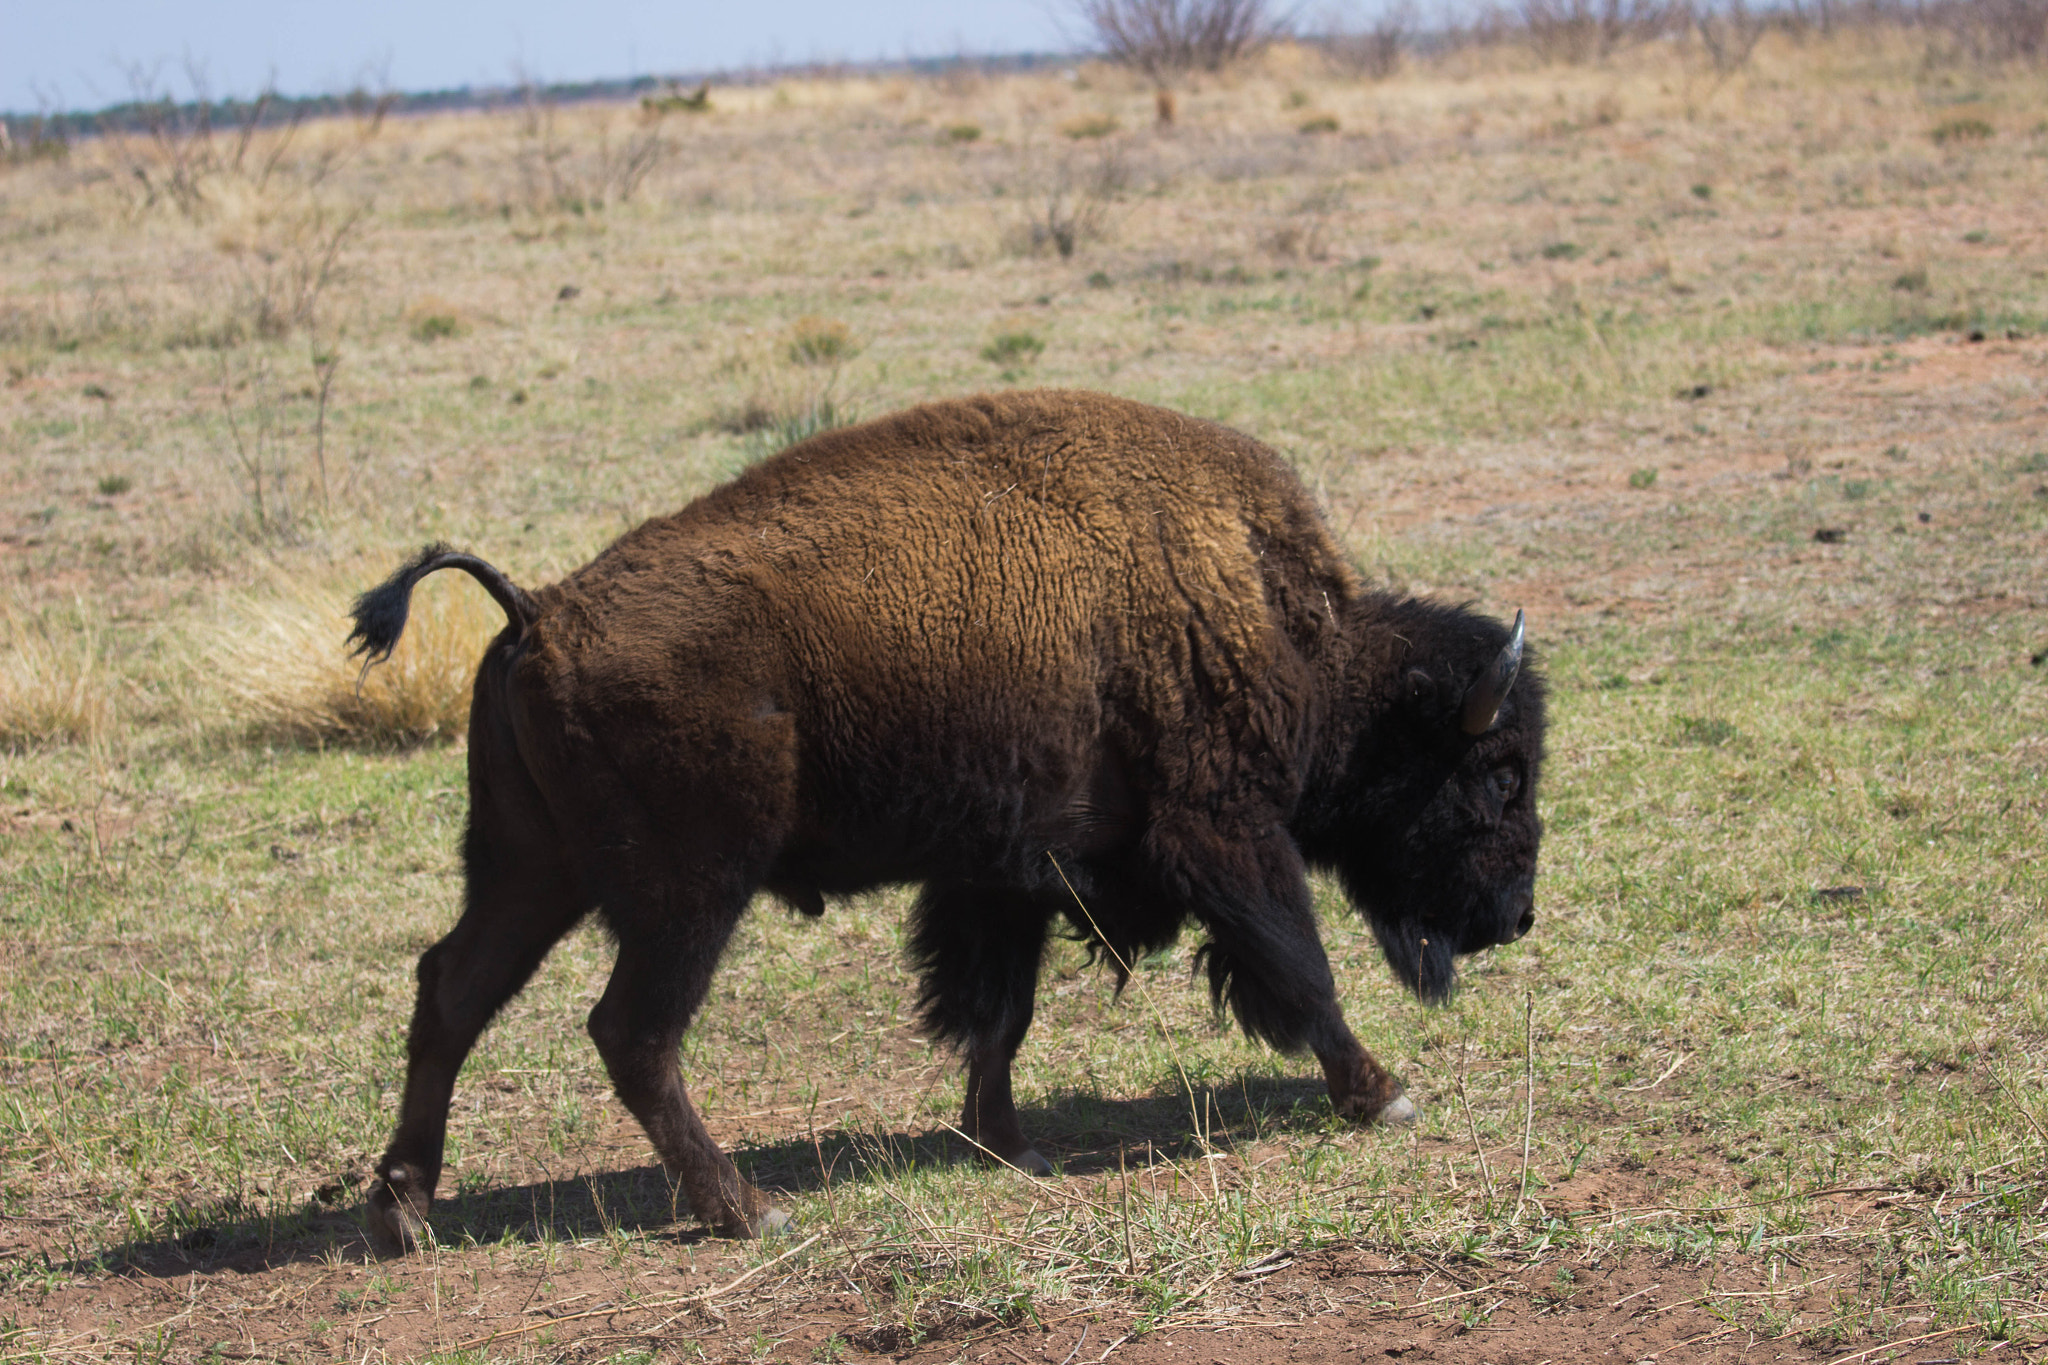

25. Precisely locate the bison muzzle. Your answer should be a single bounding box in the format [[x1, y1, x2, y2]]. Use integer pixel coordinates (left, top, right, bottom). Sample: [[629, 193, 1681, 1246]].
[[350, 390, 1546, 1245]]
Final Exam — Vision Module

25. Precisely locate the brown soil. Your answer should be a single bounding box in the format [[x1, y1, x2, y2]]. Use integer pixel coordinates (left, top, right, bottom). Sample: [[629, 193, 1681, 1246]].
[[0, 1206, 1897, 1365]]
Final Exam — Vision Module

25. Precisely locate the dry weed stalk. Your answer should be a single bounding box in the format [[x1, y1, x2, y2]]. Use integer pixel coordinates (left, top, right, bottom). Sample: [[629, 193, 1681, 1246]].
[[212, 573, 498, 746]]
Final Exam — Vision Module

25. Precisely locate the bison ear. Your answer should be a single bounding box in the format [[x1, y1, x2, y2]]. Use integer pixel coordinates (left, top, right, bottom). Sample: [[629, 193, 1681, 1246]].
[[1405, 668, 1436, 704], [1459, 609, 1525, 736]]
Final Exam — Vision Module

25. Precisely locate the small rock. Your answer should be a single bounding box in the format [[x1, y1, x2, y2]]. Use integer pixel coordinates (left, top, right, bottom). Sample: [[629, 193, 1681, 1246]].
[[1917, 511, 1932, 523], [557, 284, 581, 301]]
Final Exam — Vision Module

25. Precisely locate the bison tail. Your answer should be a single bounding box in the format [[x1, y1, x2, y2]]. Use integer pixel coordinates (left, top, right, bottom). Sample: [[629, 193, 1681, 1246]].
[[346, 542, 538, 665]]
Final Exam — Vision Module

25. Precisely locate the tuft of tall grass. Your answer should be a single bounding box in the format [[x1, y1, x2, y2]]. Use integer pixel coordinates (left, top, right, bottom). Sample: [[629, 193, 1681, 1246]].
[[210, 572, 502, 747], [0, 601, 115, 750]]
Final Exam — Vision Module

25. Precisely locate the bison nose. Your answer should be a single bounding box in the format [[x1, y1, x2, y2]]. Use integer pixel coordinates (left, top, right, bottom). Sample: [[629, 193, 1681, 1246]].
[[1512, 906, 1536, 941]]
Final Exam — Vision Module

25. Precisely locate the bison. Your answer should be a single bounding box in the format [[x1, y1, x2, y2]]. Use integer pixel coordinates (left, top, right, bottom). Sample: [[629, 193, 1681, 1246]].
[[349, 389, 1545, 1245]]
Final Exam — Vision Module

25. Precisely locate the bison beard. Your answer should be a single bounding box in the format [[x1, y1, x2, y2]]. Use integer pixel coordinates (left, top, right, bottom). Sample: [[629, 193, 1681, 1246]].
[[350, 389, 1546, 1245]]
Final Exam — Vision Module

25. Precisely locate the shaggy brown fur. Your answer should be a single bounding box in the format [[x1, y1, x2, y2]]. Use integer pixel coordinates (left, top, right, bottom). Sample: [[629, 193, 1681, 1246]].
[[350, 389, 1546, 1243]]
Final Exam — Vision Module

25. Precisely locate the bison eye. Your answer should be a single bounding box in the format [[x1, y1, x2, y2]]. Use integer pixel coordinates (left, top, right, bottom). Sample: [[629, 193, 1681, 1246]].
[[1489, 766, 1521, 803]]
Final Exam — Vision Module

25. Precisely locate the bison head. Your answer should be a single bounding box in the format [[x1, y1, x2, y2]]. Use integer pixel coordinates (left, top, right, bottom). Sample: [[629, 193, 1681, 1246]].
[[1307, 606, 1547, 1005]]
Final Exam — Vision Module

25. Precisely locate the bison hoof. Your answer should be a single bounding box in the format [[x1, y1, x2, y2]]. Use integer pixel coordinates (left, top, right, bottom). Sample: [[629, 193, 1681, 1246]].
[[745, 1205, 796, 1239], [367, 1174, 431, 1254], [1009, 1147, 1054, 1177], [1372, 1094, 1418, 1126]]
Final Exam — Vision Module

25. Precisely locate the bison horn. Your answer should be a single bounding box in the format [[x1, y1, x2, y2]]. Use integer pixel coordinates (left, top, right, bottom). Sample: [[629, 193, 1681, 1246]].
[[1459, 609, 1525, 736]]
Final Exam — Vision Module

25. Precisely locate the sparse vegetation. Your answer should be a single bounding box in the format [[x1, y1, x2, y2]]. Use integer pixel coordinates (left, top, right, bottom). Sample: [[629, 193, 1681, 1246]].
[[785, 315, 860, 367], [1931, 114, 1996, 143], [0, 22, 2045, 1364], [981, 331, 1048, 367]]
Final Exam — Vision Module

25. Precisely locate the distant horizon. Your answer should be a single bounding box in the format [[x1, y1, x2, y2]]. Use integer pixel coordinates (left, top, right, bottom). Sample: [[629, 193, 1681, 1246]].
[[3, 50, 1084, 127], [1, 1, 1087, 118]]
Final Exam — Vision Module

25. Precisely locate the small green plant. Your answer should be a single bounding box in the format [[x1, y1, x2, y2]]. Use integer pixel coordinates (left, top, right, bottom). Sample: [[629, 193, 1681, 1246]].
[[1691, 183, 1713, 199], [1297, 114, 1341, 134], [96, 474, 132, 496], [1892, 265, 1929, 292], [981, 331, 1045, 368], [1675, 715, 1739, 747], [743, 399, 855, 461], [1962, 229, 1990, 243], [1930, 116, 1993, 144], [943, 122, 982, 143], [786, 316, 860, 367], [1086, 270, 1112, 288], [1628, 466, 1658, 489], [410, 312, 461, 342], [1541, 241, 1580, 260], [1060, 114, 1120, 140]]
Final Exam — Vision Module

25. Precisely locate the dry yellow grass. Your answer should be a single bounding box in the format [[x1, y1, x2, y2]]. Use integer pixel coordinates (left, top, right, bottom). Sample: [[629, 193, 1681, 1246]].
[[0, 600, 115, 749], [209, 571, 503, 746]]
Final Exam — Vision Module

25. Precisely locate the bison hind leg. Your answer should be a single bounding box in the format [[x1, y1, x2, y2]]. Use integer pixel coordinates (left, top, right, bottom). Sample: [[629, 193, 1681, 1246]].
[[909, 882, 1055, 1176]]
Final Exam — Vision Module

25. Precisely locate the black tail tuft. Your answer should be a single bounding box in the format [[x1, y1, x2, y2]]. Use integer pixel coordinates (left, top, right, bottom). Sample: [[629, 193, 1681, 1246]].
[[347, 543, 537, 665]]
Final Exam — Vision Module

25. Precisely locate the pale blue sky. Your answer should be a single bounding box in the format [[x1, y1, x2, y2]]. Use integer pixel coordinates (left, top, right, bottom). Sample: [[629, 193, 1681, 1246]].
[[2, 1, 1077, 114]]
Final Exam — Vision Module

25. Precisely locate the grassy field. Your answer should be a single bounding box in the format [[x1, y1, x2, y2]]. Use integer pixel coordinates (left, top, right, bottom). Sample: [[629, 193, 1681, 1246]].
[[1, 25, 2046, 1364]]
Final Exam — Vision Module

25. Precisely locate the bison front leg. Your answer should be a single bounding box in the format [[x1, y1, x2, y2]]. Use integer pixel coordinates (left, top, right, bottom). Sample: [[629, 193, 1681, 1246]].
[[909, 883, 1056, 1176], [1155, 819, 1416, 1128], [586, 916, 791, 1239]]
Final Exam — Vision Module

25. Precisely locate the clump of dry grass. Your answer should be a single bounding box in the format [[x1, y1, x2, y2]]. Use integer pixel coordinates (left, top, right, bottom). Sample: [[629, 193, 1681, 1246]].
[[785, 315, 860, 367], [0, 602, 115, 750], [404, 295, 468, 342], [211, 571, 500, 746]]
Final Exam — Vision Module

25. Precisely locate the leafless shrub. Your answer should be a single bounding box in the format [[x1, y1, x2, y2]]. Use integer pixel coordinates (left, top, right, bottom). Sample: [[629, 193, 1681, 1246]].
[[1322, 4, 1414, 78], [1695, 0, 1770, 72], [1010, 144, 1130, 258], [106, 63, 390, 221], [1075, 0, 1288, 81], [1930, 0, 2048, 61], [1518, 0, 1686, 62], [511, 82, 672, 214], [217, 202, 367, 341]]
